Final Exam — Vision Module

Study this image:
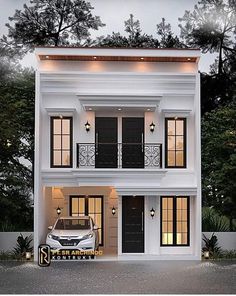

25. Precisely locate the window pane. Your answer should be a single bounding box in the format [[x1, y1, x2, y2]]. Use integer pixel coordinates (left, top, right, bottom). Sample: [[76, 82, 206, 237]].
[[53, 151, 61, 165], [54, 119, 61, 134], [72, 198, 78, 215], [162, 210, 167, 220], [54, 135, 61, 149], [168, 120, 175, 135], [62, 151, 70, 165], [176, 120, 184, 135], [168, 151, 175, 166], [163, 222, 168, 232], [168, 198, 173, 209], [89, 198, 95, 213], [95, 198, 102, 213], [62, 119, 70, 134], [79, 198, 85, 214], [163, 198, 168, 209], [176, 136, 183, 150], [176, 151, 184, 166], [168, 221, 173, 232], [62, 135, 70, 149], [168, 136, 175, 150]]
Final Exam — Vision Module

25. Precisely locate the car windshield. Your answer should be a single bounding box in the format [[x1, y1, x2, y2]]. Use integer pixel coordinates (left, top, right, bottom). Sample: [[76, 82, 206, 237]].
[[55, 218, 91, 230]]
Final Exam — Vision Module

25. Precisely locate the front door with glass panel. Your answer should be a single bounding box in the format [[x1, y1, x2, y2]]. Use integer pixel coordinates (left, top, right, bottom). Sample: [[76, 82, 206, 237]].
[[70, 196, 103, 245]]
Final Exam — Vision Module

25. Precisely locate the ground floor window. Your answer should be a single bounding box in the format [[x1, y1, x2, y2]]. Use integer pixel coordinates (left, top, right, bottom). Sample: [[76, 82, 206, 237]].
[[70, 196, 103, 245], [161, 196, 190, 246]]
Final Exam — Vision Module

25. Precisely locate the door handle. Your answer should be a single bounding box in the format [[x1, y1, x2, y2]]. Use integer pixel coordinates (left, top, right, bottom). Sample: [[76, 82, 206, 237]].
[[96, 133, 98, 155], [141, 211, 144, 232], [141, 133, 144, 153]]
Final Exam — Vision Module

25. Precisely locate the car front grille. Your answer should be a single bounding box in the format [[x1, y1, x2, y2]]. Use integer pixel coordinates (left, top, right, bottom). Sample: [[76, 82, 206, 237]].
[[59, 239, 81, 246]]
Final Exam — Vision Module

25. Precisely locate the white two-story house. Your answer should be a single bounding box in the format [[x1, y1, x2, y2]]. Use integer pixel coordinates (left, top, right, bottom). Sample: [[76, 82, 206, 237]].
[[34, 47, 201, 260]]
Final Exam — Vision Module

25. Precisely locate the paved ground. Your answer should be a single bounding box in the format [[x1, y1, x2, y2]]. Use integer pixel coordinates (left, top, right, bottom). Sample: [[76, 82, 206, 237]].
[[0, 260, 235, 294]]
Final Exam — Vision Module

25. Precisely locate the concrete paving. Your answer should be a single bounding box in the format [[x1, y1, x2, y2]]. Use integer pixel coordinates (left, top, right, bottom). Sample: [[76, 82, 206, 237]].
[[0, 260, 235, 294]]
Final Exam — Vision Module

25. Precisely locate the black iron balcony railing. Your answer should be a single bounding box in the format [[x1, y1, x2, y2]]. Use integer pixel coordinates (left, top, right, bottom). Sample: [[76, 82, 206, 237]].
[[77, 143, 162, 169]]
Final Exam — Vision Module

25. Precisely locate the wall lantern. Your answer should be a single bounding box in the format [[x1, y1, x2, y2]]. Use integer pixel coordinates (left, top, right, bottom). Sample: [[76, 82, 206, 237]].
[[112, 206, 116, 216], [150, 122, 155, 132], [25, 252, 32, 260], [150, 207, 155, 218], [204, 250, 210, 259], [56, 206, 62, 216], [85, 121, 91, 132]]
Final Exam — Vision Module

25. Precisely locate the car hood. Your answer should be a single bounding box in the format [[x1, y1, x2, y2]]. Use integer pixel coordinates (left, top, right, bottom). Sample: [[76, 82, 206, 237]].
[[50, 229, 92, 238]]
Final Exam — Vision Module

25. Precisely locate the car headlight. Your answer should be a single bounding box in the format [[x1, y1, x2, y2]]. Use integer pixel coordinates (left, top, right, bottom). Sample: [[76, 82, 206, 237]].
[[48, 234, 59, 240], [82, 232, 94, 240]]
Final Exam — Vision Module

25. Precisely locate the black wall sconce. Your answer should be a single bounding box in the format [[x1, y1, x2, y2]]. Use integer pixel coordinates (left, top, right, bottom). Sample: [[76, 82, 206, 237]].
[[112, 206, 116, 215], [56, 206, 62, 216], [150, 207, 155, 218], [85, 121, 91, 132], [150, 122, 155, 132]]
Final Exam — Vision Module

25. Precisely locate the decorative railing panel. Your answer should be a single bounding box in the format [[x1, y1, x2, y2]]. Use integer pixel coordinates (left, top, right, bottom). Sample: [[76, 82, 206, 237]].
[[77, 143, 162, 169]]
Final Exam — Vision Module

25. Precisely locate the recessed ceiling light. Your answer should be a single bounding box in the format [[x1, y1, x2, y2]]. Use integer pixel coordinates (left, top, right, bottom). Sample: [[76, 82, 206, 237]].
[[147, 108, 150, 111], [88, 108, 92, 111], [45, 55, 49, 59], [187, 58, 191, 61], [118, 108, 122, 111], [93, 56, 97, 59], [140, 57, 144, 60]]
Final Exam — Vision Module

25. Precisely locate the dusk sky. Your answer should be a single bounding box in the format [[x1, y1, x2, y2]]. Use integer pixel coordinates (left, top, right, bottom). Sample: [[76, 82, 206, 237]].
[[0, 0, 216, 71]]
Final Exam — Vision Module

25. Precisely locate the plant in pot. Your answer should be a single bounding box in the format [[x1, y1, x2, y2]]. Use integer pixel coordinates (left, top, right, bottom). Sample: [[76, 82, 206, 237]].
[[202, 233, 222, 259], [13, 233, 33, 260]]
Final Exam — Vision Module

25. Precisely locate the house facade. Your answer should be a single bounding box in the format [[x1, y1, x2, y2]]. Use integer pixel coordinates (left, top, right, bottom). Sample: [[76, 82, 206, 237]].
[[34, 47, 201, 260]]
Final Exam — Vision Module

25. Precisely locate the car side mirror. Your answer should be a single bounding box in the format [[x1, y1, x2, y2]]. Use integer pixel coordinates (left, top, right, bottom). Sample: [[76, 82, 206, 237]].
[[93, 225, 99, 230], [48, 226, 53, 230]]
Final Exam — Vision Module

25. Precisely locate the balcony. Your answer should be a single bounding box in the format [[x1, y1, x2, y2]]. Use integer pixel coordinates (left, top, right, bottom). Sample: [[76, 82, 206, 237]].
[[77, 143, 162, 169]]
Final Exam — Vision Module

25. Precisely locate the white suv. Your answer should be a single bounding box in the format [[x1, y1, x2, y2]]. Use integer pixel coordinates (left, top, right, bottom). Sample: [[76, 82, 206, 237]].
[[46, 216, 99, 251]]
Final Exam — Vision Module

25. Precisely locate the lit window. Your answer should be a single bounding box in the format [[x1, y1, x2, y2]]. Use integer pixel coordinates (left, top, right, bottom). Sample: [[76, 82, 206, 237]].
[[51, 117, 72, 167], [165, 118, 186, 168], [161, 196, 189, 246]]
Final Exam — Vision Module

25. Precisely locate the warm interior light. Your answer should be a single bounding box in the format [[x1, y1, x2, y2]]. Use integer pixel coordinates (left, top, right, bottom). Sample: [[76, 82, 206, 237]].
[[45, 55, 49, 59], [140, 57, 144, 60], [112, 206, 116, 215], [85, 121, 91, 132], [56, 206, 62, 216], [93, 56, 97, 59], [187, 58, 191, 61], [147, 108, 150, 111], [88, 108, 92, 111], [118, 108, 122, 111]]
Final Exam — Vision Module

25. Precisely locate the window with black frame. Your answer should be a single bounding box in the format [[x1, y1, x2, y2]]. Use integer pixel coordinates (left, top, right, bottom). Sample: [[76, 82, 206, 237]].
[[51, 117, 72, 167], [70, 196, 103, 245], [161, 196, 190, 246], [165, 118, 186, 168]]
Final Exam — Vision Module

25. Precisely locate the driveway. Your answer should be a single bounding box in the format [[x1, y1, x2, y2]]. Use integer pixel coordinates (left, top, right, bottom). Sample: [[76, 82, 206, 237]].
[[0, 260, 235, 294]]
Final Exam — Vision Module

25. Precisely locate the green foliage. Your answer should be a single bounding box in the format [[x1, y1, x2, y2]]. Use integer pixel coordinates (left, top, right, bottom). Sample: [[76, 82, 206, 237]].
[[13, 233, 33, 257], [179, 0, 236, 74], [202, 207, 231, 231], [0, 62, 34, 231], [3, 0, 105, 53], [202, 233, 222, 257], [202, 102, 236, 229], [218, 249, 236, 259]]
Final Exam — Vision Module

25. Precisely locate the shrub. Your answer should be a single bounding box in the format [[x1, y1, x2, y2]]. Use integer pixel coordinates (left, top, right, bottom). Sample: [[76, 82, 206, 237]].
[[202, 207, 230, 232], [202, 233, 222, 258], [13, 233, 33, 257]]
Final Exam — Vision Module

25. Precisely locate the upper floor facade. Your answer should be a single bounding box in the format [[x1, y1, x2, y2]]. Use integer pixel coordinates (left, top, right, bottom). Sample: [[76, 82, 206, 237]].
[[35, 47, 201, 192]]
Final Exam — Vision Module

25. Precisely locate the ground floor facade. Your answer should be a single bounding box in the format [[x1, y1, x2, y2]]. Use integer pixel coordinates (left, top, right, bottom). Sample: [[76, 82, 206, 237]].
[[34, 186, 201, 260]]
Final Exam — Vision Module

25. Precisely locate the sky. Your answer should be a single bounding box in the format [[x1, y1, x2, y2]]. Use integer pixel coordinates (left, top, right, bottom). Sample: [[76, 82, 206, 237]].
[[0, 0, 216, 72]]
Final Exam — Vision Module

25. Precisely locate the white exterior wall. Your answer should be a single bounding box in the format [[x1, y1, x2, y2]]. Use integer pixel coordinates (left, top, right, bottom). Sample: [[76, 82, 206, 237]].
[[34, 48, 201, 260]]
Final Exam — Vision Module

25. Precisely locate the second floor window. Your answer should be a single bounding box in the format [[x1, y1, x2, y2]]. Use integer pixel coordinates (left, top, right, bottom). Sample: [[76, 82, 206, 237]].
[[51, 117, 72, 167], [165, 117, 186, 168]]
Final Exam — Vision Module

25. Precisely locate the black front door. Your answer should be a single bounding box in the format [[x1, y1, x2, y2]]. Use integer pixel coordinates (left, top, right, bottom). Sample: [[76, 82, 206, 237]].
[[122, 118, 144, 168], [95, 117, 118, 168], [122, 196, 144, 253]]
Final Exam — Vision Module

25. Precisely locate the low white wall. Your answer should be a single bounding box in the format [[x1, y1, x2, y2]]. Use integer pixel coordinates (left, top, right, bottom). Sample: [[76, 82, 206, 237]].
[[203, 232, 236, 250], [0, 232, 34, 252]]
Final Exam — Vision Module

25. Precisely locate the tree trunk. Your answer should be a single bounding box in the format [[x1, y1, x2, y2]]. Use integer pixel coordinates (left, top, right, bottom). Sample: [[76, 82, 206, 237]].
[[218, 38, 223, 75]]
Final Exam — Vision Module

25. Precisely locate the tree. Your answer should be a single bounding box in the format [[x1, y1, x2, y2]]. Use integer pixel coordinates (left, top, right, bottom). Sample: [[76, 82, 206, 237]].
[[97, 14, 159, 48], [157, 18, 184, 48], [3, 0, 104, 53], [179, 0, 236, 75], [201, 101, 236, 230], [0, 61, 34, 231]]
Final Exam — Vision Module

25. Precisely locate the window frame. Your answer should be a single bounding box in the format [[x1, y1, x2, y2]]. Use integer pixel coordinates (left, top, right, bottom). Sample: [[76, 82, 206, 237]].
[[50, 116, 73, 168], [69, 195, 104, 246], [160, 196, 190, 247], [165, 117, 187, 168]]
